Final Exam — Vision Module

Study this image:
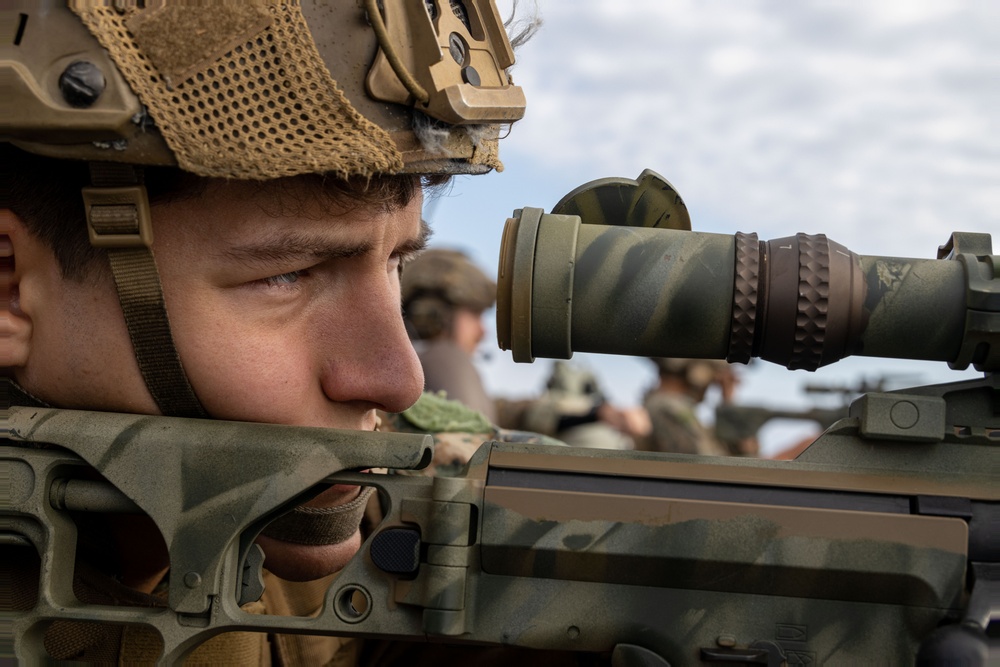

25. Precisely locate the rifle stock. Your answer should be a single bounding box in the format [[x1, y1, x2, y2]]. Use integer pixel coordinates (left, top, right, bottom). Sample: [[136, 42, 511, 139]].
[[5, 374, 998, 664]]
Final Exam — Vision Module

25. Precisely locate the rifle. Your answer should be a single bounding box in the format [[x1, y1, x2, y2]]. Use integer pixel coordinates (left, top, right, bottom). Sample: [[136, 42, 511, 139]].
[[713, 378, 919, 449], [714, 376, 928, 452], [713, 404, 846, 451], [4, 170, 998, 665]]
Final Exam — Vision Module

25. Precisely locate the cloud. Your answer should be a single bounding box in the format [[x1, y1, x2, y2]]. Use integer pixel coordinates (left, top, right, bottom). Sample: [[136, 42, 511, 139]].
[[498, 1, 1000, 256]]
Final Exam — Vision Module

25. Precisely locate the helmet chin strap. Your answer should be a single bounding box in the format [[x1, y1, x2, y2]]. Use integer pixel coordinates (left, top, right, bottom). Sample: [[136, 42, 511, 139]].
[[84, 162, 207, 418], [260, 486, 376, 546]]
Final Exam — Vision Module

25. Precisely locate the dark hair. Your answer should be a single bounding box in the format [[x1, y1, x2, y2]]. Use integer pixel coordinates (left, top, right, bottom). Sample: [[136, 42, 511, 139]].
[[4, 143, 448, 281]]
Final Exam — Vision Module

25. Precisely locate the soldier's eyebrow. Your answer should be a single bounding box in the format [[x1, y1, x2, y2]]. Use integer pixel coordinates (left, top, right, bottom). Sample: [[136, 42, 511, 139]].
[[395, 218, 432, 261], [220, 234, 374, 268], [219, 219, 430, 269]]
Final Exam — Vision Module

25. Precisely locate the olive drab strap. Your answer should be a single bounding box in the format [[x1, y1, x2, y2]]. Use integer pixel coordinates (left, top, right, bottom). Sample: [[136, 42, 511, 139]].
[[83, 162, 206, 418], [260, 486, 377, 546], [6, 377, 51, 408]]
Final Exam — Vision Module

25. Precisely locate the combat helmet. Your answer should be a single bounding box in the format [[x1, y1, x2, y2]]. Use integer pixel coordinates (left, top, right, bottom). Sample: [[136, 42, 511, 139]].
[[4, 1, 525, 177], [2, 1, 525, 417], [402, 248, 496, 340]]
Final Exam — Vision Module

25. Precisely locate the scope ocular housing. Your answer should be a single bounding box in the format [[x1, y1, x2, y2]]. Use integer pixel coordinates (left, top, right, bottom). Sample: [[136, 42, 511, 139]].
[[497, 207, 997, 372]]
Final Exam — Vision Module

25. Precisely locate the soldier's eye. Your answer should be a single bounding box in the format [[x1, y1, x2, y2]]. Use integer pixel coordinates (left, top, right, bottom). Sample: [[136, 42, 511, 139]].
[[259, 270, 307, 288]]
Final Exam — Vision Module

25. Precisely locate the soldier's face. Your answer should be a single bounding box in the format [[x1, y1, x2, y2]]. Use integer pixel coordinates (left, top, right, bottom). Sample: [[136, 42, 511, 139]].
[[452, 307, 487, 356], [7, 176, 428, 580], [12, 177, 426, 426]]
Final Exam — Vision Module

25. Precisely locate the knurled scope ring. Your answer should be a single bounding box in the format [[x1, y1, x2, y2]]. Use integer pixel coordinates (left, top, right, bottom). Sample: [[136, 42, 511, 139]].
[[727, 231, 759, 364], [789, 233, 830, 371]]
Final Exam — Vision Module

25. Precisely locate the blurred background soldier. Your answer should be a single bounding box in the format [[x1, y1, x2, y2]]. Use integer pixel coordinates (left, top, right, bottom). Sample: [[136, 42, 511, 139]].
[[519, 361, 634, 449], [497, 361, 651, 449], [402, 248, 498, 422], [641, 358, 755, 456]]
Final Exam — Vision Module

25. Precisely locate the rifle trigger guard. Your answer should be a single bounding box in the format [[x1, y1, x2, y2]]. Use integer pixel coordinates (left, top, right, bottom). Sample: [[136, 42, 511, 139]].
[[238, 543, 266, 606]]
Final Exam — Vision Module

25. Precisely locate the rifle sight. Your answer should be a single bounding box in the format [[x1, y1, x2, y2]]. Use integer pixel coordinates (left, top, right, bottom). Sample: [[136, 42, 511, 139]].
[[497, 170, 998, 372]]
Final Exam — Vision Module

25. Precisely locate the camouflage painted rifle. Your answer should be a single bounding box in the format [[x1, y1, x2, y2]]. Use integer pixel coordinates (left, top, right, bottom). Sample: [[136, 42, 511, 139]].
[[4, 171, 999, 664]]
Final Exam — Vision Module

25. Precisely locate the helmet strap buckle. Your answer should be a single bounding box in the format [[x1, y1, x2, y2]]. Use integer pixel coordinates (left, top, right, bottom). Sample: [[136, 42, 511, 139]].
[[83, 183, 154, 248]]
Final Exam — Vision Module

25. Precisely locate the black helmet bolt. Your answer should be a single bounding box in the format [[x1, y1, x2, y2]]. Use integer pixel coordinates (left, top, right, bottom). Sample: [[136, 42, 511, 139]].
[[58, 61, 106, 108]]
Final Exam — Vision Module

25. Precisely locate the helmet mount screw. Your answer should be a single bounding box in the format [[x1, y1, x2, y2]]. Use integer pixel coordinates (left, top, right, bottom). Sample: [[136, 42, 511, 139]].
[[59, 61, 105, 108], [462, 66, 481, 86], [449, 32, 468, 66]]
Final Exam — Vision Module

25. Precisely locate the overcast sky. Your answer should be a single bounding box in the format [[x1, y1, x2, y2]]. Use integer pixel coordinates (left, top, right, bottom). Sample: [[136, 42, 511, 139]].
[[423, 1, 998, 453]]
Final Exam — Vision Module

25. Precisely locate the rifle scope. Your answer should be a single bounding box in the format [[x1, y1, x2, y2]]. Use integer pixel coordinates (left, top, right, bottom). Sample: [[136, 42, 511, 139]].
[[496, 171, 998, 372]]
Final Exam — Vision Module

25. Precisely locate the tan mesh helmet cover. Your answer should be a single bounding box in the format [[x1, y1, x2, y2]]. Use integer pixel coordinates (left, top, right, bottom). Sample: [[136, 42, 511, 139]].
[[71, 2, 405, 180]]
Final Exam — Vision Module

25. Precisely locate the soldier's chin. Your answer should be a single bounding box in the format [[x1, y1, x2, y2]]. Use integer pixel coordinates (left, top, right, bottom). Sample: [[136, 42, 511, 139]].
[[255, 530, 362, 582]]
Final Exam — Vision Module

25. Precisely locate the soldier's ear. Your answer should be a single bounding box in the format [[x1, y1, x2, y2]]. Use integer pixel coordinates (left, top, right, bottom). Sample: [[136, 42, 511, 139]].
[[2, 209, 34, 368]]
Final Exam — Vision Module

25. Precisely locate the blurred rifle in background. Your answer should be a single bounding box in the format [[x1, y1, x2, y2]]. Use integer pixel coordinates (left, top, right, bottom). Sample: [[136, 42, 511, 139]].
[[714, 376, 921, 454]]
